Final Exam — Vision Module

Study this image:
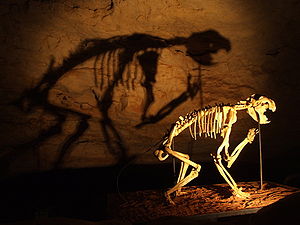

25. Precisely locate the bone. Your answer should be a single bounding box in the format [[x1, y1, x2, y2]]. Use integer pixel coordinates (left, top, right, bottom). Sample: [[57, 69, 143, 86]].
[[206, 110, 209, 137], [194, 119, 197, 140], [208, 109, 212, 137], [202, 110, 205, 133], [221, 107, 227, 129], [198, 111, 201, 136], [203, 110, 206, 137], [201, 110, 204, 136], [218, 110, 221, 134], [204, 110, 207, 137], [210, 109, 213, 137], [219, 107, 221, 133], [213, 107, 217, 138], [215, 106, 219, 134], [211, 108, 215, 138], [216, 106, 219, 133], [207, 110, 211, 137], [189, 123, 194, 139], [219, 107, 223, 133], [198, 111, 202, 137]]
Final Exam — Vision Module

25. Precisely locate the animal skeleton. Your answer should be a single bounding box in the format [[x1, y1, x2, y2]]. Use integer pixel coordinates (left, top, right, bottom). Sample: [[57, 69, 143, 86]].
[[154, 94, 276, 204]]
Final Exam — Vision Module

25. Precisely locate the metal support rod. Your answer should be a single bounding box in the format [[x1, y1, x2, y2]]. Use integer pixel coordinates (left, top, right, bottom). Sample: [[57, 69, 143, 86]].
[[172, 157, 176, 184], [258, 122, 263, 190]]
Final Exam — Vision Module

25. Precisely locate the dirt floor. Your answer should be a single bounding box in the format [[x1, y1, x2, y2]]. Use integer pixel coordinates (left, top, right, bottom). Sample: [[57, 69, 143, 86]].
[[108, 181, 299, 223]]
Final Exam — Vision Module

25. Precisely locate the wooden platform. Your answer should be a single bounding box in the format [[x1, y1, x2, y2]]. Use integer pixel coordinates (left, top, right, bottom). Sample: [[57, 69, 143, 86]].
[[108, 181, 299, 223]]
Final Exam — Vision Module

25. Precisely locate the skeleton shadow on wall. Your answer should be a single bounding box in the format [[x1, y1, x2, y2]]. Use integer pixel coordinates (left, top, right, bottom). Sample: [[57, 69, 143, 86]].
[[11, 30, 231, 168]]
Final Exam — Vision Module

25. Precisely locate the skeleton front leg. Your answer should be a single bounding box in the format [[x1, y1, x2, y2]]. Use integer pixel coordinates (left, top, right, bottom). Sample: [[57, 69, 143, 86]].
[[226, 128, 258, 168], [217, 126, 231, 160], [211, 153, 250, 198], [213, 125, 250, 198]]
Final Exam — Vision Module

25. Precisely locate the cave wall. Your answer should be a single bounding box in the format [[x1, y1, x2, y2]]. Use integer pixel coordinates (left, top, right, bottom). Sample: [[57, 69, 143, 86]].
[[0, 0, 299, 176]]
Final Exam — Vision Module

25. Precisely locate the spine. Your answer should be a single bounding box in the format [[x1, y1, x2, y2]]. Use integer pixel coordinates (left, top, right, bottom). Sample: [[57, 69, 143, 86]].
[[163, 104, 229, 147]]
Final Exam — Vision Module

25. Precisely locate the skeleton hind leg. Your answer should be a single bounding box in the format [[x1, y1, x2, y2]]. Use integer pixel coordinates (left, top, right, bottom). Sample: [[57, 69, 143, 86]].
[[164, 148, 201, 204], [176, 152, 190, 195]]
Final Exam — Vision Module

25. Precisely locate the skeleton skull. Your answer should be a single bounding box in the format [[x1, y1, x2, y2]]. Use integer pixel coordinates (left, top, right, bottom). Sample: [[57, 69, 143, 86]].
[[246, 94, 276, 124]]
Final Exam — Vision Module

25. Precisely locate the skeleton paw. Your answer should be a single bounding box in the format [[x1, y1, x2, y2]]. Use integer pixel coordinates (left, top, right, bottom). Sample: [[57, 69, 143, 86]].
[[234, 188, 250, 198], [247, 128, 259, 143], [176, 190, 188, 196]]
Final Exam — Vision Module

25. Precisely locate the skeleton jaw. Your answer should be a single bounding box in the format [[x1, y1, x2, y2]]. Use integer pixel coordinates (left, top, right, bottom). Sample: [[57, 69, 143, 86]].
[[257, 109, 271, 124], [247, 96, 276, 124], [256, 105, 276, 124], [260, 115, 271, 124]]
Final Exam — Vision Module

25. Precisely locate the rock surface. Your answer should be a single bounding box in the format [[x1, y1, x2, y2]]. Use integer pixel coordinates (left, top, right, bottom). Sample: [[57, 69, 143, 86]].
[[0, 0, 299, 175]]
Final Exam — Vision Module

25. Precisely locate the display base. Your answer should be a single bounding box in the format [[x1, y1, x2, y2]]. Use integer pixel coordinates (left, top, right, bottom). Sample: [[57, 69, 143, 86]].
[[108, 181, 299, 223]]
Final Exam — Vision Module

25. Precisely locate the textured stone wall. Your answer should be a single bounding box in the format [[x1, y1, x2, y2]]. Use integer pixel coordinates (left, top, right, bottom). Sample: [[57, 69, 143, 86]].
[[0, 0, 299, 176]]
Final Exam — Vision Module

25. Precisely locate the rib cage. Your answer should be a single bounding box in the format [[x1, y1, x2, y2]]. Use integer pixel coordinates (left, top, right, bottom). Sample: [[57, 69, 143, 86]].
[[172, 104, 232, 140]]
